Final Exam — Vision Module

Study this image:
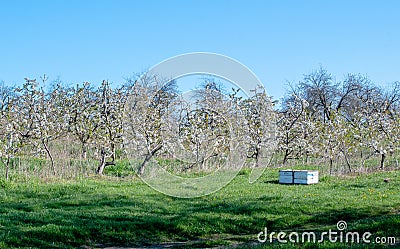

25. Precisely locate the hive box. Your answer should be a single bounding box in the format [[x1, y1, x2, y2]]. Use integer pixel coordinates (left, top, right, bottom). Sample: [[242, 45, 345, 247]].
[[279, 170, 319, 184], [293, 170, 318, 184], [279, 170, 294, 184]]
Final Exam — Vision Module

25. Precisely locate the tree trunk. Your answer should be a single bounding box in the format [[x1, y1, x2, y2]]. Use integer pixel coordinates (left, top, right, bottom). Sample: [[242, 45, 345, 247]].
[[138, 154, 152, 176], [111, 142, 116, 162], [5, 157, 10, 181], [138, 144, 162, 175], [254, 146, 260, 167], [42, 139, 56, 176], [329, 158, 333, 175], [282, 148, 289, 165], [5, 164, 9, 180], [342, 150, 352, 172], [96, 149, 107, 175], [82, 143, 87, 159], [380, 153, 386, 170]]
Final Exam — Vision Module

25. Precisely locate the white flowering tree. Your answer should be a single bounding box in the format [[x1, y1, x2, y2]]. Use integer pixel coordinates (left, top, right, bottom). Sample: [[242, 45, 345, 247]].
[[12, 76, 69, 175], [68, 82, 100, 160], [95, 81, 127, 175], [278, 93, 317, 165], [177, 82, 231, 171], [123, 75, 178, 175], [0, 83, 23, 179], [240, 86, 277, 167]]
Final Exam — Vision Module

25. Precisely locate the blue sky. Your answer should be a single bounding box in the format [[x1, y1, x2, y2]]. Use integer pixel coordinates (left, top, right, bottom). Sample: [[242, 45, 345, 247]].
[[0, 0, 399, 98]]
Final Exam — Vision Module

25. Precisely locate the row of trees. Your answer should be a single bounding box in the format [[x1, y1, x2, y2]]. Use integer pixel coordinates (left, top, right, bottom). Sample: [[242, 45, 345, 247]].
[[0, 76, 128, 178], [279, 68, 400, 173], [0, 69, 399, 179]]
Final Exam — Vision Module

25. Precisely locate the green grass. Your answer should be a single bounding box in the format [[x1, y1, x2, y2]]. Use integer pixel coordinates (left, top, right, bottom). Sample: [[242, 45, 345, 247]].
[[0, 168, 399, 248]]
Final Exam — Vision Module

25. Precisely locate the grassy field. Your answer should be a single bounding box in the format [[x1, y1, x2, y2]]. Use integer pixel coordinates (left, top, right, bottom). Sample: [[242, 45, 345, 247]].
[[0, 166, 399, 249]]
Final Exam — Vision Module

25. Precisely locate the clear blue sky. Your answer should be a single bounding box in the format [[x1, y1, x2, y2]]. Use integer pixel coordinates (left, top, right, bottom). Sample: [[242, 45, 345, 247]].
[[1, 0, 399, 98]]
